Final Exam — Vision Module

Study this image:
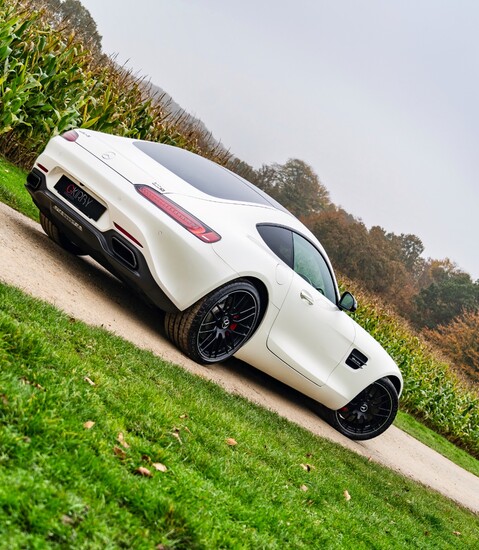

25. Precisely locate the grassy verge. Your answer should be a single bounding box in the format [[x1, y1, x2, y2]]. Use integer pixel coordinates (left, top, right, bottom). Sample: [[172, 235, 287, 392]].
[[0, 156, 36, 220], [1, 283, 478, 548]]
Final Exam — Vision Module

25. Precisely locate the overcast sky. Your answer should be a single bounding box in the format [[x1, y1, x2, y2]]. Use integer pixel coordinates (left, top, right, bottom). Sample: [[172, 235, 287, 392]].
[[80, 0, 479, 279]]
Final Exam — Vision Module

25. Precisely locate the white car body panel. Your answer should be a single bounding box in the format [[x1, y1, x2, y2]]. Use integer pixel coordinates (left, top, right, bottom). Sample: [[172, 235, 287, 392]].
[[267, 273, 356, 387]]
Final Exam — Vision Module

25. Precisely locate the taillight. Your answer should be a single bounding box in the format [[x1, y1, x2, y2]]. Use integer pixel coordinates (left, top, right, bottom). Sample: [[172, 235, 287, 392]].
[[136, 185, 221, 243], [61, 129, 79, 142]]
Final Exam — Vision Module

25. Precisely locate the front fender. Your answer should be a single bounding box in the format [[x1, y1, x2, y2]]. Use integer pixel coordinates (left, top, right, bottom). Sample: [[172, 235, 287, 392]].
[[314, 321, 403, 410]]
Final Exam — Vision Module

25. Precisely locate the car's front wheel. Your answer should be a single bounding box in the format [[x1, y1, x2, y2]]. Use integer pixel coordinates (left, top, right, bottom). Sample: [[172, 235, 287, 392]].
[[327, 377, 398, 440], [165, 280, 261, 364], [40, 212, 84, 255]]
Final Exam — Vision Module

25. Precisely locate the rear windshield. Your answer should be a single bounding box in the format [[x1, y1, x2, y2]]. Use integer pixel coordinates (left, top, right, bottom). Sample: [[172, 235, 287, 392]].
[[134, 141, 286, 210]]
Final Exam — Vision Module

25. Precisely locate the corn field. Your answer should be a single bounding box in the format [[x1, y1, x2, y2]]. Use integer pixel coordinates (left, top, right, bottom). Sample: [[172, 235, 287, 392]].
[[0, 0, 229, 168]]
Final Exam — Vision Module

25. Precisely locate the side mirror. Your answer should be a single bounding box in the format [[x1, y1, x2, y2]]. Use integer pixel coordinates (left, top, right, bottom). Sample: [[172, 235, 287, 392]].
[[338, 291, 357, 312]]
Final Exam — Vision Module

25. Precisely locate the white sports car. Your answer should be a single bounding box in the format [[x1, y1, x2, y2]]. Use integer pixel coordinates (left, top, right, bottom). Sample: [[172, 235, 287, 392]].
[[26, 129, 403, 440]]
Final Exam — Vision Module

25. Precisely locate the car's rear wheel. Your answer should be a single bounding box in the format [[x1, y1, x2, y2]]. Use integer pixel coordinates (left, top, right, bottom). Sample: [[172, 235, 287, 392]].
[[40, 212, 84, 255], [327, 377, 398, 440], [165, 280, 261, 364]]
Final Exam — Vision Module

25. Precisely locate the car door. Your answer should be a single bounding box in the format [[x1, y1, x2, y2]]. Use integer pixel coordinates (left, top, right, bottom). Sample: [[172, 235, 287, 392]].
[[260, 226, 356, 387]]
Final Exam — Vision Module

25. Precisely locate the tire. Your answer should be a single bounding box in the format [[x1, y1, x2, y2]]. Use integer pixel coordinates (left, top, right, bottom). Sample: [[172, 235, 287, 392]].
[[165, 280, 261, 364], [40, 212, 84, 255], [327, 377, 398, 440]]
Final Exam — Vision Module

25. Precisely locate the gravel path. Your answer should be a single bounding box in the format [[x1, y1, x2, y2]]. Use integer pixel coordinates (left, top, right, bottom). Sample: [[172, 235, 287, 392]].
[[1, 201, 478, 514]]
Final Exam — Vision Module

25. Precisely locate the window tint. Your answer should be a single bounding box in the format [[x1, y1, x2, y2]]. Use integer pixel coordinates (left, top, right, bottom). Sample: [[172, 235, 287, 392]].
[[292, 233, 336, 302], [257, 225, 293, 266], [258, 224, 336, 303], [134, 141, 287, 210]]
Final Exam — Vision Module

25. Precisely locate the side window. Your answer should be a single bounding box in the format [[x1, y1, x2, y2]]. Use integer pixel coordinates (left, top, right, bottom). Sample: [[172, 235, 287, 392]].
[[257, 224, 336, 303], [257, 225, 293, 267], [292, 233, 336, 303]]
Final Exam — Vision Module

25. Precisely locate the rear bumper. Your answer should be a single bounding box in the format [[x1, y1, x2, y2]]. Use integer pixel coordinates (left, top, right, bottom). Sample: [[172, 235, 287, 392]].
[[26, 168, 179, 313]]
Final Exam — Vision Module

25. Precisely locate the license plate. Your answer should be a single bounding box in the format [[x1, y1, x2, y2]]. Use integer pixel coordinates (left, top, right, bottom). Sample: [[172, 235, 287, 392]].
[[54, 176, 106, 221]]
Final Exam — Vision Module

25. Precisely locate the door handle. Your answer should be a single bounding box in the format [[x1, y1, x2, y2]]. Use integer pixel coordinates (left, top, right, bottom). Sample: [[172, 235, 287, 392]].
[[300, 290, 314, 305]]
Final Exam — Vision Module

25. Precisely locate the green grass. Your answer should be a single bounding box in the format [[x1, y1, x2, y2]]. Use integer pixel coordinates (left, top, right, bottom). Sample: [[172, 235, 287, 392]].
[[1, 283, 478, 548], [0, 156, 37, 220]]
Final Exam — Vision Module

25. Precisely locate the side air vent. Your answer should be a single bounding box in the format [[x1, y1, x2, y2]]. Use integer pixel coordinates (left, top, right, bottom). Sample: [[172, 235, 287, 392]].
[[111, 237, 138, 270], [346, 349, 368, 370]]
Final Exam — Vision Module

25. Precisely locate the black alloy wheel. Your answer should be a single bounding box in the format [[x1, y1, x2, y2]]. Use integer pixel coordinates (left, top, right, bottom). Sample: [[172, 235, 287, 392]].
[[165, 280, 261, 364], [328, 377, 398, 440]]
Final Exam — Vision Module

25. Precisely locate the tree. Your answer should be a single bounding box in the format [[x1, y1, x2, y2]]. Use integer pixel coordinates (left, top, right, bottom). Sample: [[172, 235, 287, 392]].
[[385, 232, 425, 279], [305, 208, 368, 273], [254, 163, 279, 196], [423, 309, 479, 385], [227, 158, 260, 186], [31, 0, 103, 51], [305, 210, 416, 310], [413, 261, 479, 328], [255, 159, 330, 217], [229, 157, 330, 217]]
